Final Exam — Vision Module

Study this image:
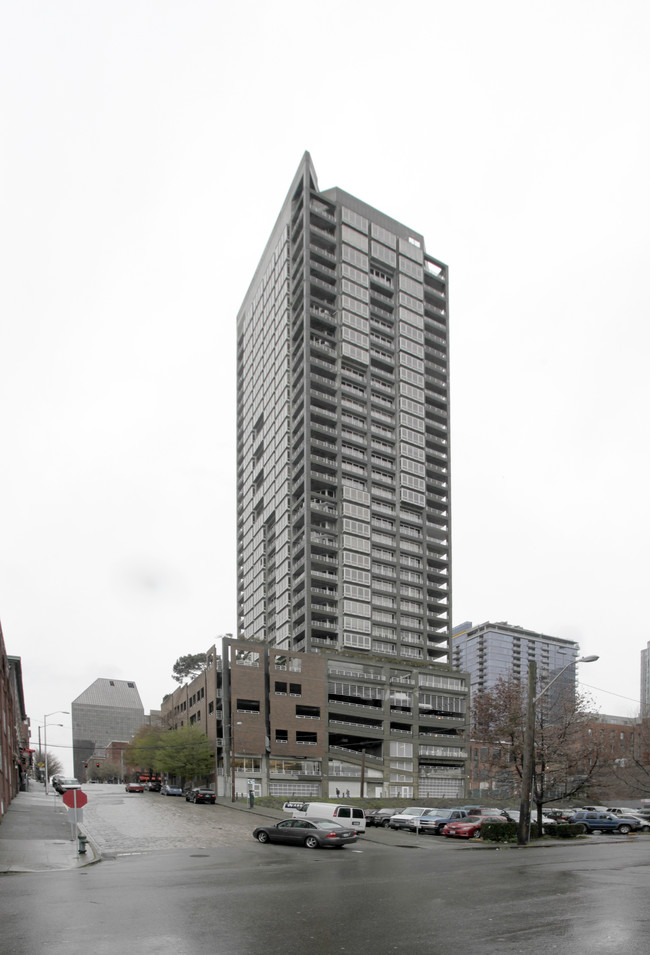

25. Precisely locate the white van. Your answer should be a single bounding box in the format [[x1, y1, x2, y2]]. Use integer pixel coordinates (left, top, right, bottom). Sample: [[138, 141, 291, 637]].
[[290, 802, 366, 832]]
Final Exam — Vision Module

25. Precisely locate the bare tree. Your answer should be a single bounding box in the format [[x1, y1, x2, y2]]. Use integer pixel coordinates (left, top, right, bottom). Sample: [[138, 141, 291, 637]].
[[32, 749, 63, 781], [473, 675, 602, 828]]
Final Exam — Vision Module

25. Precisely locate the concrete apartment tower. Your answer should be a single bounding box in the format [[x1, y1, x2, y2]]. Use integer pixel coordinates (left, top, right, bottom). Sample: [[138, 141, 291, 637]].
[[451, 621, 580, 701], [237, 153, 451, 663], [228, 155, 465, 800], [642, 641, 650, 718]]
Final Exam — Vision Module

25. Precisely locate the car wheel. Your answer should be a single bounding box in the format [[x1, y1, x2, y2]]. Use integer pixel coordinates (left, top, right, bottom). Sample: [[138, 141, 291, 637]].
[[305, 836, 320, 849], [382, 819, 391, 828], [618, 824, 631, 834], [257, 831, 270, 844], [472, 830, 481, 839], [640, 825, 650, 832]]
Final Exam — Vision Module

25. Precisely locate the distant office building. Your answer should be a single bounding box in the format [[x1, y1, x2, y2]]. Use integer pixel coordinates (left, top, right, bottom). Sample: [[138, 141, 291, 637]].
[[71, 678, 144, 780], [641, 641, 650, 718], [452, 621, 580, 701]]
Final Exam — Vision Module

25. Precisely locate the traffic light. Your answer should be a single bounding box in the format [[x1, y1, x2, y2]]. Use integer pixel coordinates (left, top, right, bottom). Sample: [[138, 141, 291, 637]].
[[96, 763, 100, 768], [84, 762, 88, 768]]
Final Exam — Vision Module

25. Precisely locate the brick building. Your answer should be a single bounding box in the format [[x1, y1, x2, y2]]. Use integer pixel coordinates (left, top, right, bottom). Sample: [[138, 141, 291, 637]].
[[162, 637, 469, 800], [0, 620, 30, 821]]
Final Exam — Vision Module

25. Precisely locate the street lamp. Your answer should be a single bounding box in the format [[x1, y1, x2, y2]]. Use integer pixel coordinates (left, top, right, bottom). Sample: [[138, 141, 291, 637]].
[[37, 723, 63, 779], [43, 711, 69, 795], [518, 655, 598, 845]]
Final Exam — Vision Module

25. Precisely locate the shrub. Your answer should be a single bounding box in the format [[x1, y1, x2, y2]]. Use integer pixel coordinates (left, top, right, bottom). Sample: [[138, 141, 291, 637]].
[[543, 823, 586, 838], [481, 821, 517, 841]]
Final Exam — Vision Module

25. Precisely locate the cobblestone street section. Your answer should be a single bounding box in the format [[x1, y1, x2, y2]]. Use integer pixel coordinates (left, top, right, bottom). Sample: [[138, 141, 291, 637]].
[[79, 785, 267, 855]]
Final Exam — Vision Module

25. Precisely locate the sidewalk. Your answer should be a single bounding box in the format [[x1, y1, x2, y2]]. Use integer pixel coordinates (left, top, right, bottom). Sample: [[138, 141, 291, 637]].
[[0, 782, 97, 874]]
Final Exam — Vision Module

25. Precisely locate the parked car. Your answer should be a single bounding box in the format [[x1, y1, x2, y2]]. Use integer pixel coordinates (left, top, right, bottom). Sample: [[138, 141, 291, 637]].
[[460, 806, 504, 816], [502, 808, 556, 830], [290, 802, 366, 831], [409, 809, 470, 834], [606, 809, 650, 831], [366, 808, 400, 828], [161, 785, 183, 797], [186, 788, 216, 804], [253, 818, 358, 849], [542, 808, 574, 822], [53, 777, 81, 794], [442, 815, 507, 839], [125, 781, 144, 793], [388, 807, 434, 830], [570, 811, 643, 834]]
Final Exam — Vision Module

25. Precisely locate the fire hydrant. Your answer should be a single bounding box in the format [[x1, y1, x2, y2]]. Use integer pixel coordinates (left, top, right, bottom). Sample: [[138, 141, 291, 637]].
[[77, 834, 88, 854]]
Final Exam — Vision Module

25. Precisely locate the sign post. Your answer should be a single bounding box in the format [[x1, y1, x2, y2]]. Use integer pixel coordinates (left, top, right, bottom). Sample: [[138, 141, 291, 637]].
[[62, 789, 88, 843]]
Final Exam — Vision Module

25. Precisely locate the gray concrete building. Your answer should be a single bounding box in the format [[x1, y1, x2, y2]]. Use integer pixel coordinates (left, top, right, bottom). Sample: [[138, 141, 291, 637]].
[[451, 621, 580, 702], [237, 153, 451, 661], [71, 678, 144, 780], [229, 155, 467, 799], [641, 640, 650, 718]]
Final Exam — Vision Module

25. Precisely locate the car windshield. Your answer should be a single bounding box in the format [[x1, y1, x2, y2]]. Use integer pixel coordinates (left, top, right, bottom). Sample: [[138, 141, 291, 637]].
[[461, 816, 482, 823], [312, 820, 345, 829], [423, 810, 447, 818]]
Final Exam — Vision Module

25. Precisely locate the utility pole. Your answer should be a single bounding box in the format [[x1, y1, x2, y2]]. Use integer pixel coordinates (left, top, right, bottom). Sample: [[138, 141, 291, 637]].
[[518, 661, 536, 846]]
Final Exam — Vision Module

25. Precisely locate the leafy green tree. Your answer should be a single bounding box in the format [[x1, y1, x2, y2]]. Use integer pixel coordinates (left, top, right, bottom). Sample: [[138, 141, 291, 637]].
[[155, 726, 214, 782], [127, 725, 167, 777], [87, 760, 122, 782], [171, 653, 207, 684]]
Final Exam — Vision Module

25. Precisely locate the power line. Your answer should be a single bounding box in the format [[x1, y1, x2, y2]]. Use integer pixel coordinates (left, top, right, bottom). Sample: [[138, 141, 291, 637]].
[[579, 681, 640, 705]]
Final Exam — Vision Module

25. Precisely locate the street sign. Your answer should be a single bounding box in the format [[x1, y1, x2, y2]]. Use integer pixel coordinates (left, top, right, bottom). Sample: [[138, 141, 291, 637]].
[[62, 789, 88, 809]]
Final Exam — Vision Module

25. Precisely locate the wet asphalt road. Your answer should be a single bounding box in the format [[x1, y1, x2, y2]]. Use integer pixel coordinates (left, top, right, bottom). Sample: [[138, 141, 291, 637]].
[[2, 786, 649, 954]]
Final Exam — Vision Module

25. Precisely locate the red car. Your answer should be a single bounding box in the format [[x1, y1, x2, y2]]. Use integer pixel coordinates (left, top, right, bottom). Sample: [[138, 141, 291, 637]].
[[125, 782, 145, 793], [442, 815, 505, 839]]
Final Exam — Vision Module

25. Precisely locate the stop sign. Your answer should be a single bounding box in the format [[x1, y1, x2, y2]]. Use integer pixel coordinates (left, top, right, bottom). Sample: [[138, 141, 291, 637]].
[[62, 789, 88, 809]]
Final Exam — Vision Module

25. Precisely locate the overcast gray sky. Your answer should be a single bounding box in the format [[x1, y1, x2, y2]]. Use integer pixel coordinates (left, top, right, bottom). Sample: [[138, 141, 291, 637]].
[[2, 1, 648, 774]]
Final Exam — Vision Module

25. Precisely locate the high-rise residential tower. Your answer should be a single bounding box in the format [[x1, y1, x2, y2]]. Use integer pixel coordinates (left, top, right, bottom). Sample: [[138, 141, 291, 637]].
[[452, 621, 580, 700], [641, 641, 650, 718], [237, 154, 451, 663]]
